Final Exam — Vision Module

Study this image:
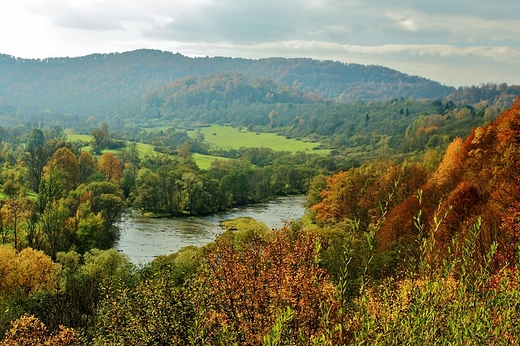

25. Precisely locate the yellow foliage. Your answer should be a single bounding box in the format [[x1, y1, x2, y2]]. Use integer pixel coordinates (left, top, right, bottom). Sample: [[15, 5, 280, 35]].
[[0, 315, 77, 346], [0, 245, 60, 297]]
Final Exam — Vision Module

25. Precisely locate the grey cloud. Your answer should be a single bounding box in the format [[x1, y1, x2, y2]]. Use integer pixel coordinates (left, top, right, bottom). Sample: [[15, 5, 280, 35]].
[[144, 0, 302, 43], [142, 0, 520, 48]]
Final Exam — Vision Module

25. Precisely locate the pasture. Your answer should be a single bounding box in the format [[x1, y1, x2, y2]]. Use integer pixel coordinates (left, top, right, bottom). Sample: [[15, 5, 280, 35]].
[[66, 133, 227, 169], [187, 125, 330, 155], [66, 126, 329, 170]]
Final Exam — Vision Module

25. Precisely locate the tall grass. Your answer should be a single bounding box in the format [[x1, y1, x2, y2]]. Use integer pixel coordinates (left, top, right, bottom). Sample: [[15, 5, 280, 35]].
[[334, 194, 520, 345]]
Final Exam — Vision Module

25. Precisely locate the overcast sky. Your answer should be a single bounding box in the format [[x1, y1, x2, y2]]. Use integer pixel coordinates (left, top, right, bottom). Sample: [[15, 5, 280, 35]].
[[1, 0, 519, 87]]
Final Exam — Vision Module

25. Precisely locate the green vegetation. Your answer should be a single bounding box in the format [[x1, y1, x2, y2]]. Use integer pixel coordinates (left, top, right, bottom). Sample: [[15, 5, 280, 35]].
[[192, 153, 230, 170], [2, 50, 520, 344], [1, 101, 520, 344], [188, 124, 330, 154], [0, 50, 455, 122], [69, 133, 153, 156]]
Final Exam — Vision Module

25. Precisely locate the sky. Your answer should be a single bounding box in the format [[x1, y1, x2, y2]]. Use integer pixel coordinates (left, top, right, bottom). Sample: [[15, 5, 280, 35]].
[[1, 0, 519, 87]]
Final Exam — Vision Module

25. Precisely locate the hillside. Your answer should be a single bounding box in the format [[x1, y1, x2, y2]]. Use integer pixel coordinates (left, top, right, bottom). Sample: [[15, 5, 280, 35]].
[[0, 49, 454, 117], [140, 73, 321, 121], [312, 98, 520, 263]]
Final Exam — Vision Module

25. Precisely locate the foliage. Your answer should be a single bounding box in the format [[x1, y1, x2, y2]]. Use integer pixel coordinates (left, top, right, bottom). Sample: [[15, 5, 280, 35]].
[[0, 315, 78, 346], [0, 245, 60, 298], [189, 227, 340, 345], [2, 56, 520, 344], [93, 253, 196, 345]]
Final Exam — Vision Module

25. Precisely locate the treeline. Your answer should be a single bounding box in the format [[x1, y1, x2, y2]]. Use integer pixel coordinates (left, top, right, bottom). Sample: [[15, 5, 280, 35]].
[[142, 73, 319, 113], [134, 80, 518, 157], [0, 123, 349, 247], [1, 128, 126, 258]]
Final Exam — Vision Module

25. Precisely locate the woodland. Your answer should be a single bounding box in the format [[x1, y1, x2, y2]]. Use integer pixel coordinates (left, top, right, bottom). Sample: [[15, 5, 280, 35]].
[[1, 51, 520, 344]]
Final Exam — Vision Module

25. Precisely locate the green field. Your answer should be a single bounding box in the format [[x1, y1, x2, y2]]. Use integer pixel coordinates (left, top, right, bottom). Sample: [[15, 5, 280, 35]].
[[188, 125, 330, 155], [67, 134, 155, 156], [192, 153, 230, 170], [66, 126, 328, 170], [67, 133, 228, 169]]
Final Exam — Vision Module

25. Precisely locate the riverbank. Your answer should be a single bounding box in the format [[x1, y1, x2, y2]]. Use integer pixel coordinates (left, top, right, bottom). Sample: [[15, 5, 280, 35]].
[[115, 195, 307, 265]]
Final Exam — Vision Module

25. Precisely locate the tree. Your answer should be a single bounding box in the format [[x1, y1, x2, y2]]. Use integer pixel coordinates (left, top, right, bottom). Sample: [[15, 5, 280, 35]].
[[1, 199, 30, 250], [83, 182, 125, 248], [0, 315, 78, 346], [179, 172, 210, 214], [90, 123, 109, 155], [78, 151, 97, 184], [177, 141, 191, 159], [0, 245, 60, 298], [39, 200, 73, 259], [46, 147, 79, 191], [191, 228, 339, 344], [24, 129, 47, 192], [98, 153, 122, 184]]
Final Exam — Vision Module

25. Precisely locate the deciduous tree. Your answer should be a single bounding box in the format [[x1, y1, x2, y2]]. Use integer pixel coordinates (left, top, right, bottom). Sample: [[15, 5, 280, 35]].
[[98, 153, 122, 184]]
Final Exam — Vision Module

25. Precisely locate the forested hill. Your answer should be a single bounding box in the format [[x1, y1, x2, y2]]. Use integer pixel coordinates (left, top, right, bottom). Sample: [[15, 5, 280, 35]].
[[143, 73, 320, 109], [0, 49, 454, 116]]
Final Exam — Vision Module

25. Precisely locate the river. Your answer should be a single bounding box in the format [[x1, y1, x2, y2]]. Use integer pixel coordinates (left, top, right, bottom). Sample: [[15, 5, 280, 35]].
[[115, 195, 307, 265]]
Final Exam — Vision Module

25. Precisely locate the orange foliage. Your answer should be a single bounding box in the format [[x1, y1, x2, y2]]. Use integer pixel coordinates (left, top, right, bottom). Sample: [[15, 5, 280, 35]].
[[98, 153, 122, 184], [377, 196, 420, 250], [194, 228, 339, 344], [436, 182, 482, 246], [381, 99, 520, 260]]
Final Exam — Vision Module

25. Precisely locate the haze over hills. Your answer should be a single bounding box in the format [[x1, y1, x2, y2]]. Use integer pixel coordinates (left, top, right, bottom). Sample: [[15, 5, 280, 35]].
[[0, 49, 455, 118]]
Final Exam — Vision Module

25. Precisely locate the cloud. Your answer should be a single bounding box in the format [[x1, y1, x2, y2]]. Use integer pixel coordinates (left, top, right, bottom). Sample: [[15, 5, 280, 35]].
[[25, 0, 157, 32], [4, 0, 519, 86], [142, 0, 302, 43]]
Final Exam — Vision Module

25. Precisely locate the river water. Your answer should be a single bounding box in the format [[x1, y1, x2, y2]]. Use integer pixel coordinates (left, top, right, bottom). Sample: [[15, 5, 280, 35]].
[[115, 195, 307, 265]]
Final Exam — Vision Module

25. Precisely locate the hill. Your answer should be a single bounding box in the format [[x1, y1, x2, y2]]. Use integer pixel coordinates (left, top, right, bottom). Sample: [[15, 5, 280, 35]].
[[312, 98, 520, 263], [0, 49, 454, 118]]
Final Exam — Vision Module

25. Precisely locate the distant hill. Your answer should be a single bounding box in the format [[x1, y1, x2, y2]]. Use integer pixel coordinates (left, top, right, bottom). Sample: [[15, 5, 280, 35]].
[[140, 73, 322, 121], [0, 49, 455, 118]]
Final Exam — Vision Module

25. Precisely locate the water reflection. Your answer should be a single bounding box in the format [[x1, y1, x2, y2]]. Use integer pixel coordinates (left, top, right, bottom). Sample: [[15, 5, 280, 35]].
[[115, 195, 307, 265]]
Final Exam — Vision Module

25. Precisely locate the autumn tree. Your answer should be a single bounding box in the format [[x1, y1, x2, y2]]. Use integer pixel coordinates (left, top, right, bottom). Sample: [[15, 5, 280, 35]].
[[311, 161, 393, 230], [98, 153, 122, 184], [191, 227, 339, 344], [0, 245, 60, 298], [46, 147, 79, 191], [0, 315, 78, 346]]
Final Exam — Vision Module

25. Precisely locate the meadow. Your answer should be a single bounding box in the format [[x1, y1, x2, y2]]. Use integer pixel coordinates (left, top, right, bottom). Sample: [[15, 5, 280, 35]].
[[67, 126, 328, 170], [187, 124, 330, 155], [67, 133, 230, 170]]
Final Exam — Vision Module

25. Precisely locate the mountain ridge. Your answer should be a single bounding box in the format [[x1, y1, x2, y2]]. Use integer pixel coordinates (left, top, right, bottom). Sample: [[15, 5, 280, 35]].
[[0, 49, 455, 117]]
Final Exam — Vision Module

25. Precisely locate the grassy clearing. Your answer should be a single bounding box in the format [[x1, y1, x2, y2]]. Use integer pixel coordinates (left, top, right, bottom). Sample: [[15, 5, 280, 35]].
[[66, 126, 329, 170], [192, 153, 231, 170], [189, 125, 330, 155], [67, 134, 91, 142], [66, 133, 228, 170], [67, 134, 154, 156]]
